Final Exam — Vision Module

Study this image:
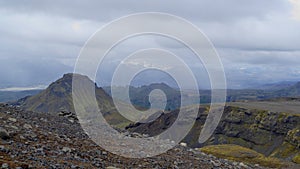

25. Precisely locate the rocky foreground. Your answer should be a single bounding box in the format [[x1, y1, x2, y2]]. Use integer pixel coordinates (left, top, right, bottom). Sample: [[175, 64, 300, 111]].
[[0, 103, 270, 169]]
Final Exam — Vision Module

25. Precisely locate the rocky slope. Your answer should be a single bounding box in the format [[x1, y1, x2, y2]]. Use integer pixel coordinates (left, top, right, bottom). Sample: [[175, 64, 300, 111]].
[[0, 103, 267, 169]]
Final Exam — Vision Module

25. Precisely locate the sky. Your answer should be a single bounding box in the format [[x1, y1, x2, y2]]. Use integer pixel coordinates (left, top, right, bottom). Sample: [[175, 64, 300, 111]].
[[0, 0, 300, 89]]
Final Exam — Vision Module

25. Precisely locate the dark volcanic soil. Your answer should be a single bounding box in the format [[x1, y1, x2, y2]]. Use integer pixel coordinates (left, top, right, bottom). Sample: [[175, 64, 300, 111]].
[[0, 103, 267, 169]]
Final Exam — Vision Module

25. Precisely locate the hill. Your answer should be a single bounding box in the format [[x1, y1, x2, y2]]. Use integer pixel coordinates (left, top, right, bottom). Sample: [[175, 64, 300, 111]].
[[13, 73, 130, 128], [274, 82, 300, 97]]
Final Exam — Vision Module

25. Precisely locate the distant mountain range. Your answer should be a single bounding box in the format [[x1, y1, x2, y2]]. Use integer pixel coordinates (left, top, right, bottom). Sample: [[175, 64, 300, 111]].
[[103, 81, 300, 110], [2, 76, 300, 110], [103, 83, 181, 111], [0, 90, 41, 103], [274, 82, 300, 97], [253, 81, 298, 90]]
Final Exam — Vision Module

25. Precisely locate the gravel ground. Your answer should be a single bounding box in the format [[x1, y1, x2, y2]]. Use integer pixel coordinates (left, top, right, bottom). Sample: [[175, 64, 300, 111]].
[[0, 103, 268, 169]]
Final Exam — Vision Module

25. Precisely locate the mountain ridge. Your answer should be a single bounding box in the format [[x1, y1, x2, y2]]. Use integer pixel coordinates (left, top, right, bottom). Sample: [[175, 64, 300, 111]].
[[13, 73, 131, 128]]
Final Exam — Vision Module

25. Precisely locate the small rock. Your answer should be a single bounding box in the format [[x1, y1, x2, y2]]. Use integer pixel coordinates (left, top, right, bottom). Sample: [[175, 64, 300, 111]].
[[27, 132, 37, 139], [62, 147, 72, 153], [0, 145, 8, 152], [23, 124, 32, 130], [1, 163, 8, 169], [0, 127, 10, 140], [74, 154, 81, 159], [245, 110, 252, 115], [71, 165, 78, 169], [68, 119, 75, 123], [10, 125, 19, 130], [19, 135, 26, 140], [211, 160, 221, 167], [180, 142, 187, 147], [35, 147, 44, 153], [8, 117, 17, 122], [142, 134, 149, 137], [239, 162, 247, 167], [106, 167, 120, 169], [58, 111, 66, 116], [130, 132, 143, 138]]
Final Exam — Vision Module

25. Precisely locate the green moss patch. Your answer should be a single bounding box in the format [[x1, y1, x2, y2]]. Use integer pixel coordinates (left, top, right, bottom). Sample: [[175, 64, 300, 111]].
[[293, 154, 300, 164], [200, 144, 286, 168], [271, 142, 298, 159]]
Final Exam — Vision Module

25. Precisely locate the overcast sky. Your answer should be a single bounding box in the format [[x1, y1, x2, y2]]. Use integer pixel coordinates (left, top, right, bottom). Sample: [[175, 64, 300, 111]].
[[0, 0, 300, 89]]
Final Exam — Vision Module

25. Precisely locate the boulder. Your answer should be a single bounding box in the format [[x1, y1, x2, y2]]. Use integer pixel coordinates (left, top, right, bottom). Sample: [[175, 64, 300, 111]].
[[0, 127, 10, 140]]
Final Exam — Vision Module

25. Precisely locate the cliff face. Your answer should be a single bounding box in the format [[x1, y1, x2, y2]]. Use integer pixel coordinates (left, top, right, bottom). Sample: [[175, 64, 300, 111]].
[[127, 105, 300, 162], [205, 107, 300, 157]]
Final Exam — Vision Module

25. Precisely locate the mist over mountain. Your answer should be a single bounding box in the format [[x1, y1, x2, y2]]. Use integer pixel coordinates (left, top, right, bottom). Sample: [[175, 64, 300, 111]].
[[3, 75, 300, 109], [274, 82, 300, 97], [0, 58, 72, 88], [251, 81, 298, 90], [0, 90, 41, 103]]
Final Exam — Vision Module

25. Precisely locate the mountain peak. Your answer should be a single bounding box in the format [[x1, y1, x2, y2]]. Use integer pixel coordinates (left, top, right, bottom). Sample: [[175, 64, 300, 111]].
[[60, 73, 93, 84], [15, 73, 108, 113]]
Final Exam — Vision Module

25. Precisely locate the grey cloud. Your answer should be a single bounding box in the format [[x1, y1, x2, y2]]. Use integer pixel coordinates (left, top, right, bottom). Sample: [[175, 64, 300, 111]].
[[0, 0, 290, 22], [0, 58, 72, 88], [220, 49, 300, 66], [0, 0, 299, 89]]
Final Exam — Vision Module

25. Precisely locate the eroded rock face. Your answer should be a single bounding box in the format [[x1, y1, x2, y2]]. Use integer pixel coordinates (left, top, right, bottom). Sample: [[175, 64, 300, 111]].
[[200, 107, 300, 158], [127, 105, 300, 161], [286, 128, 300, 148]]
